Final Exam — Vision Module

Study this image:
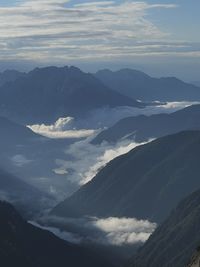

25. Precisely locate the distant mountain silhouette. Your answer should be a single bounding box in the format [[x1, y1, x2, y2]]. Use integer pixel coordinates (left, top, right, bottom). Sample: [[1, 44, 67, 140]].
[[0, 66, 141, 124], [129, 189, 200, 267], [0, 70, 24, 87], [92, 104, 200, 144], [95, 69, 200, 101], [52, 131, 200, 223], [0, 201, 113, 267]]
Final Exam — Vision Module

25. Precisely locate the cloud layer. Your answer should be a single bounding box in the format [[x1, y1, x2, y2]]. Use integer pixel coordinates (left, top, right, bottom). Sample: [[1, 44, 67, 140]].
[[53, 138, 146, 185], [36, 215, 157, 246], [28, 117, 97, 139], [1, 0, 198, 64]]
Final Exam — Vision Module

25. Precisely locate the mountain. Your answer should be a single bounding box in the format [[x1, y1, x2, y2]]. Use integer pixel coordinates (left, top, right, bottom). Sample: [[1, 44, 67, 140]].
[[52, 131, 200, 223], [0, 201, 113, 267], [0, 66, 142, 124], [95, 69, 200, 102], [192, 81, 200, 87], [0, 169, 53, 218], [129, 189, 200, 267], [0, 70, 24, 87], [92, 104, 200, 144], [0, 116, 43, 148], [0, 115, 79, 201]]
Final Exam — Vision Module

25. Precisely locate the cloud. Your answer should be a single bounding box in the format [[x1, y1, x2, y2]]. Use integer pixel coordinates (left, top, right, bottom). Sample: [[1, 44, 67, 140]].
[[53, 137, 147, 185], [0, 0, 190, 63], [36, 215, 157, 246], [28, 117, 97, 139], [11, 154, 32, 167], [93, 217, 157, 245], [49, 101, 198, 185]]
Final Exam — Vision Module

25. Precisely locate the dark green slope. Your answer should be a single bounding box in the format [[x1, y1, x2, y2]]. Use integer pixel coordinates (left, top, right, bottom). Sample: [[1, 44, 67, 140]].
[[0, 201, 113, 267], [129, 189, 200, 267], [52, 131, 200, 223]]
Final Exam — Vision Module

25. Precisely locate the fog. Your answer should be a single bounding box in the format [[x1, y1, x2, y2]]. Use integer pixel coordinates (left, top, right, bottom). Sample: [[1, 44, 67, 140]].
[[34, 215, 157, 246]]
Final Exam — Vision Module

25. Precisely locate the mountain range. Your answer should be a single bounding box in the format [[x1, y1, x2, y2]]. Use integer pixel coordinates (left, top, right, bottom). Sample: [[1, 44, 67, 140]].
[[0, 70, 24, 87], [52, 131, 200, 223], [0, 66, 141, 124], [92, 104, 200, 144], [95, 69, 200, 102]]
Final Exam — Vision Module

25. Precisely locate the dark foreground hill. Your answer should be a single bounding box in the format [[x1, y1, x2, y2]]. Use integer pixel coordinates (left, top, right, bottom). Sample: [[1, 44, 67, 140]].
[[95, 68, 200, 102], [0, 201, 113, 267], [92, 104, 200, 144], [52, 131, 200, 223], [129, 189, 200, 267]]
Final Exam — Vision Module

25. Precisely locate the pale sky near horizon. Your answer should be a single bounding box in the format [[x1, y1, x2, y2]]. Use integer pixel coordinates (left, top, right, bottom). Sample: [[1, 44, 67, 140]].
[[0, 0, 199, 81]]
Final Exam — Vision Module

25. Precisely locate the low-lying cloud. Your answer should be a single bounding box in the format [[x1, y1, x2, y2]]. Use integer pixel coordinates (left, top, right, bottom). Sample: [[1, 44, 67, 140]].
[[53, 138, 146, 185], [28, 117, 97, 139], [11, 154, 33, 167], [36, 215, 157, 246]]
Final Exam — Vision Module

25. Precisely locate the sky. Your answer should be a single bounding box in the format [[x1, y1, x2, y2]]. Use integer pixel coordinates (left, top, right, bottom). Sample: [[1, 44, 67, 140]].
[[0, 0, 199, 80]]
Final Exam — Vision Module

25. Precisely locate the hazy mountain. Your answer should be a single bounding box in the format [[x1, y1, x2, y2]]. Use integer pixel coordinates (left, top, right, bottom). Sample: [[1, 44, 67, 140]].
[[0, 115, 79, 201], [52, 131, 200, 223], [0, 116, 43, 148], [0, 70, 25, 87], [0, 66, 141, 124], [92, 104, 200, 144], [0, 169, 53, 218], [192, 81, 200, 87], [129, 189, 200, 267], [95, 69, 200, 101], [0, 201, 113, 267]]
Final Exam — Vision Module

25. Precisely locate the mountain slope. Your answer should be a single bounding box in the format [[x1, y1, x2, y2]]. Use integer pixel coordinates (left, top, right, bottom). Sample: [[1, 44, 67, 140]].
[[0, 116, 43, 148], [52, 131, 200, 223], [0, 70, 24, 86], [0, 201, 113, 267], [129, 189, 200, 267], [95, 69, 200, 101], [92, 104, 200, 144], [0, 169, 53, 218], [0, 66, 141, 124]]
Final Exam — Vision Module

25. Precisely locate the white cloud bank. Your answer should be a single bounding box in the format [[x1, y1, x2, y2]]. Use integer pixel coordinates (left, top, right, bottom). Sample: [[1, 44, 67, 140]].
[[93, 217, 157, 245], [53, 138, 147, 185], [36, 215, 157, 246], [28, 117, 97, 139]]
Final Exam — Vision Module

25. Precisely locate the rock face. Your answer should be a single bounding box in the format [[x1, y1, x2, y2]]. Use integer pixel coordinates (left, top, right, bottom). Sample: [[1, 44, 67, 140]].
[[187, 249, 200, 267], [52, 130, 200, 223], [95, 68, 200, 101], [0, 66, 141, 124], [0, 201, 113, 267], [128, 189, 200, 267]]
